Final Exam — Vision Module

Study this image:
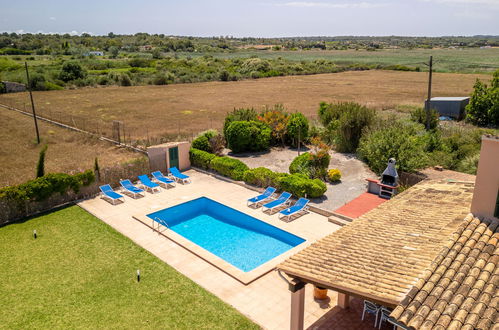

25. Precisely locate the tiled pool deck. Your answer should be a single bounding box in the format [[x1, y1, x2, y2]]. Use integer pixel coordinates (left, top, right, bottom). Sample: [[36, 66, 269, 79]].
[[78, 169, 342, 329]]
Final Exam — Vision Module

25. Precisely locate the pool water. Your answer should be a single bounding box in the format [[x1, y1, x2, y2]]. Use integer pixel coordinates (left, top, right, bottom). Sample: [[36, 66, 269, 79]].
[[147, 197, 305, 272]]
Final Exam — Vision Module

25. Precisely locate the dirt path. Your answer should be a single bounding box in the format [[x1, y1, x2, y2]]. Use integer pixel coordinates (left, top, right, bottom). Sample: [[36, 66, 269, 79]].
[[228, 147, 376, 211]]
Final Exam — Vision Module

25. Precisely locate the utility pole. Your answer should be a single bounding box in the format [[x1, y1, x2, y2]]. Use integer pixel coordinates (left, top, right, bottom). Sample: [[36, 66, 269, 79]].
[[424, 56, 433, 131], [24, 62, 41, 144]]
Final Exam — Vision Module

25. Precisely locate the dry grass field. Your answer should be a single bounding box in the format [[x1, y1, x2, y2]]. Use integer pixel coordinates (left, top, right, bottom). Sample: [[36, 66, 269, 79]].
[[0, 70, 489, 143], [0, 109, 143, 187]]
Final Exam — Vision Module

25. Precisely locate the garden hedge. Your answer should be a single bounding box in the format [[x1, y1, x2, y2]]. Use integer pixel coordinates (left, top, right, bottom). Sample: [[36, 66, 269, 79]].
[[189, 148, 217, 170], [225, 121, 271, 153], [189, 148, 328, 198], [210, 156, 249, 181]]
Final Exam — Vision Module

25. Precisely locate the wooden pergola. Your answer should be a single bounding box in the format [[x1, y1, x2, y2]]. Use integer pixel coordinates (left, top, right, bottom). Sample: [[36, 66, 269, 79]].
[[277, 180, 475, 330]]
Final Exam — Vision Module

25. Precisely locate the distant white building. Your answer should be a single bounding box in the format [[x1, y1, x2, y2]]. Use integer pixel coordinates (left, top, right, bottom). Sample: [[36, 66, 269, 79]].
[[85, 51, 104, 56]]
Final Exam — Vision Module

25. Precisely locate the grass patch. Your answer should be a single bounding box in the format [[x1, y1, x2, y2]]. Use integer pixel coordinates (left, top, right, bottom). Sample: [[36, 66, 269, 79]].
[[0, 206, 257, 329]]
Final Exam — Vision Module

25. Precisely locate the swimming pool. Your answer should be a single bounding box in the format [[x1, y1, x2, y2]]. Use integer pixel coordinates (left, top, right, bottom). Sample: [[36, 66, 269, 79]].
[[146, 197, 305, 272]]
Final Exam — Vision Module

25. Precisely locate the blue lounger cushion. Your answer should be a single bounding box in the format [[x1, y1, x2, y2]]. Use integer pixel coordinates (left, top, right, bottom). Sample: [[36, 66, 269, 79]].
[[279, 198, 309, 217], [262, 192, 292, 210], [99, 185, 123, 200], [120, 180, 144, 194], [138, 175, 160, 188], [152, 171, 175, 184], [169, 167, 189, 180], [248, 187, 276, 204]]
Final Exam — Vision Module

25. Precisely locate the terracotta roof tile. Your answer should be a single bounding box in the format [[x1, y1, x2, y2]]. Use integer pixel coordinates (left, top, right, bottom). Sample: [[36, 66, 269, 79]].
[[278, 180, 475, 306], [391, 214, 498, 329]]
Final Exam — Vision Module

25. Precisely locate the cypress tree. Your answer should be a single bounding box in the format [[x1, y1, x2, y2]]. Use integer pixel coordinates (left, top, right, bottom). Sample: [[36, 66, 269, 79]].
[[36, 145, 48, 178]]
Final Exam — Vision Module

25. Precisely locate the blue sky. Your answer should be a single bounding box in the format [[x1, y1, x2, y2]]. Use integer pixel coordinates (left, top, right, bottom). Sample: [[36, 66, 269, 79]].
[[1, 0, 498, 37]]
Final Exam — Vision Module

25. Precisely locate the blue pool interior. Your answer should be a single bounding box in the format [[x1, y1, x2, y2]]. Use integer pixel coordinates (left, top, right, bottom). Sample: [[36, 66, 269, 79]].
[[146, 197, 305, 272]]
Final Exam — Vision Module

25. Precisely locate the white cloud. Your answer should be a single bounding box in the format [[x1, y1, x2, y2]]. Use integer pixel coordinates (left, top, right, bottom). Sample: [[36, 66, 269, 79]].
[[277, 1, 387, 9], [49, 17, 56, 21], [419, 0, 499, 8]]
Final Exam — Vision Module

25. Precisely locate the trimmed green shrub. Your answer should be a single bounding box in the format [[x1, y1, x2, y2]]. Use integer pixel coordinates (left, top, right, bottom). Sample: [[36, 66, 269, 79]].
[[410, 107, 439, 130], [243, 167, 279, 188], [327, 169, 342, 182], [0, 170, 95, 205], [225, 121, 271, 153], [192, 130, 223, 154], [223, 108, 258, 137], [189, 148, 217, 170], [192, 135, 210, 152], [286, 113, 309, 147], [358, 121, 428, 174], [277, 173, 327, 198], [210, 156, 249, 181], [289, 153, 311, 177]]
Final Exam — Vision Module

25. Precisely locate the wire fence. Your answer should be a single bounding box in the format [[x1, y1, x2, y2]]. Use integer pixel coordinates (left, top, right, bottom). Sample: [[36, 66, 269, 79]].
[[0, 98, 221, 151]]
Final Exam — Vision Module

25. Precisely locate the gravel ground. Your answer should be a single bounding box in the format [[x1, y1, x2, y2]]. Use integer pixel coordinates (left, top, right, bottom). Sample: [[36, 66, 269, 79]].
[[226, 147, 377, 211]]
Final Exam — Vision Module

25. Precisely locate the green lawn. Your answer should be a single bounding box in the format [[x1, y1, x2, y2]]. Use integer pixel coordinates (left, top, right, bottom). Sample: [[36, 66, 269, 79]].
[[0, 206, 258, 329]]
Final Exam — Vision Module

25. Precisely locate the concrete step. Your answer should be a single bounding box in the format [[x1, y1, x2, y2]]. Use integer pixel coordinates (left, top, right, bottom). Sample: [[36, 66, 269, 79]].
[[328, 214, 352, 227]]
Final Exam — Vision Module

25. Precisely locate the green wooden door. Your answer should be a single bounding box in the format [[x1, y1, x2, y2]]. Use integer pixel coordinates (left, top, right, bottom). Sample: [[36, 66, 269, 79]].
[[169, 146, 179, 170]]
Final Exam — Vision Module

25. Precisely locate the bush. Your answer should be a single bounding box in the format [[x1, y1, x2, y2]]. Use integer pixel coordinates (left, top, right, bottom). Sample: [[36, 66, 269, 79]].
[[223, 108, 258, 137], [0, 170, 95, 205], [318, 102, 376, 152], [277, 173, 327, 198], [358, 120, 428, 174], [286, 113, 309, 147], [189, 148, 217, 170], [28, 74, 48, 91], [191, 130, 223, 154], [257, 105, 289, 145], [410, 107, 439, 130], [466, 70, 499, 127], [327, 169, 342, 182], [243, 167, 280, 188], [128, 58, 153, 68], [225, 121, 271, 153], [289, 153, 311, 177], [289, 138, 330, 179], [118, 73, 132, 86], [210, 156, 249, 181], [152, 74, 169, 85], [59, 61, 86, 82]]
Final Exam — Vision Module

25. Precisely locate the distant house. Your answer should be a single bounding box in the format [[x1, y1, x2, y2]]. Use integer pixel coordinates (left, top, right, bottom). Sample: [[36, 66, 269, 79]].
[[139, 45, 153, 51], [85, 51, 104, 56]]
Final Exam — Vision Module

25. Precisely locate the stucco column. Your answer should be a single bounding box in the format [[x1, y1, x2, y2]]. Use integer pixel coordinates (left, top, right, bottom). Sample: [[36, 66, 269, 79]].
[[337, 292, 350, 309], [289, 279, 306, 330]]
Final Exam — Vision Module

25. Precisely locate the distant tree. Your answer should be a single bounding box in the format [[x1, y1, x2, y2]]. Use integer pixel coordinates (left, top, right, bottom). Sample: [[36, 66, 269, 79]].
[[94, 157, 100, 182], [109, 46, 119, 58], [59, 61, 86, 82], [466, 69, 499, 127]]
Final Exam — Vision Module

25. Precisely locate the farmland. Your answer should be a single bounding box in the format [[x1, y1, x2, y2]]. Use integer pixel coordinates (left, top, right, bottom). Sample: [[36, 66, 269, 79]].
[[0, 109, 143, 187], [0, 70, 489, 143]]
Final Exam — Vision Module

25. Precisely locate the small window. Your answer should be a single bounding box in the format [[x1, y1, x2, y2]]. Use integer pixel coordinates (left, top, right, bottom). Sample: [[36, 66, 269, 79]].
[[495, 189, 499, 218]]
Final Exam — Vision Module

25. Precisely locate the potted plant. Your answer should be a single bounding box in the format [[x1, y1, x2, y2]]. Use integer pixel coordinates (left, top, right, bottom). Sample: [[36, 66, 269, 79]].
[[313, 285, 328, 300]]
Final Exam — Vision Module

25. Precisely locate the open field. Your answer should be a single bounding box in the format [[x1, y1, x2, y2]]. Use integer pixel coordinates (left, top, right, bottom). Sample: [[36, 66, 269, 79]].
[[0, 109, 143, 187], [0, 206, 257, 329], [0, 70, 489, 144], [185, 47, 499, 73]]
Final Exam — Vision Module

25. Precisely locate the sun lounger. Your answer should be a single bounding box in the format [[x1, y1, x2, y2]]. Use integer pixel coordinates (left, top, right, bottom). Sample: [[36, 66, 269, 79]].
[[138, 175, 161, 193], [247, 187, 276, 207], [278, 198, 310, 221], [152, 171, 176, 188], [168, 167, 191, 184], [262, 192, 292, 214], [120, 179, 145, 198], [99, 184, 125, 205]]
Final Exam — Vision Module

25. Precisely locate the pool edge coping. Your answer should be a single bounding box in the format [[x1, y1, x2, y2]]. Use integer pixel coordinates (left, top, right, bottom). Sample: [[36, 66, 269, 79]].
[[132, 207, 312, 285]]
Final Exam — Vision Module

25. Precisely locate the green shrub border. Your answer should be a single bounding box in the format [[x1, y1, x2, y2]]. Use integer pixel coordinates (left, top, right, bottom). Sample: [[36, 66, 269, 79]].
[[189, 148, 327, 198], [0, 170, 95, 208]]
